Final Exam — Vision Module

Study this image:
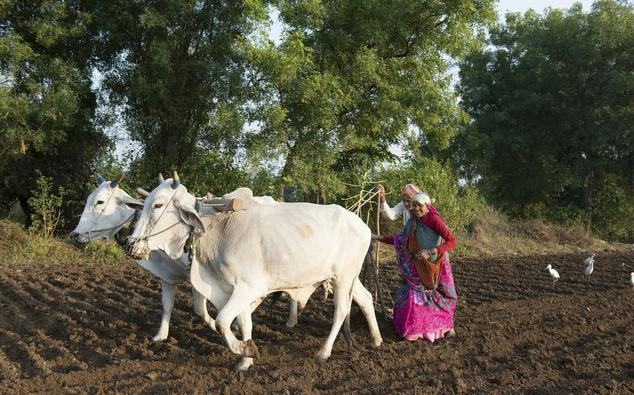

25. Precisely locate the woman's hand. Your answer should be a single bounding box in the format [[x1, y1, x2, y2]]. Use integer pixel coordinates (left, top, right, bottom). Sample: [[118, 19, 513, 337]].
[[416, 248, 438, 260], [377, 184, 386, 203]]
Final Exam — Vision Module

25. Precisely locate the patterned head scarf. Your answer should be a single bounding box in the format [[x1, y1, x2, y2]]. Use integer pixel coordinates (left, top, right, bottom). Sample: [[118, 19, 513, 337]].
[[401, 184, 421, 199]]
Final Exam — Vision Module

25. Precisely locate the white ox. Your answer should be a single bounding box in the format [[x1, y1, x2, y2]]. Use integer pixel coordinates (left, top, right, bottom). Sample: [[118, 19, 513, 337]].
[[70, 175, 216, 341], [126, 175, 383, 369]]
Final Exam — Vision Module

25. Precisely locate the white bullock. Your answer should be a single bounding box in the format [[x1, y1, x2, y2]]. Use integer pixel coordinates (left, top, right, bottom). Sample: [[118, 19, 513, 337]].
[[126, 174, 382, 370], [70, 175, 216, 341]]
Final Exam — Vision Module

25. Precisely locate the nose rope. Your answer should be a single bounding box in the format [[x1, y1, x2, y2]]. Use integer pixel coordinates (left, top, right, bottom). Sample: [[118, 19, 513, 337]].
[[137, 187, 181, 242], [129, 190, 232, 259], [83, 188, 121, 241], [90, 188, 117, 227], [85, 211, 137, 241]]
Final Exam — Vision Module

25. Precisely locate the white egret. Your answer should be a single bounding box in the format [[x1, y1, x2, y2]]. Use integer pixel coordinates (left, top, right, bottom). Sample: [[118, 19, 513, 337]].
[[584, 254, 595, 275], [546, 264, 560, 284]]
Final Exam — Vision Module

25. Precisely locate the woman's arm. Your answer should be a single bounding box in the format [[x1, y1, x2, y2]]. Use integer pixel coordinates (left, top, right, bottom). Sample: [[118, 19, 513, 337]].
[[380, 201, 405, 221], [372, 234, 395, 245], [423, 213, 457, 254]]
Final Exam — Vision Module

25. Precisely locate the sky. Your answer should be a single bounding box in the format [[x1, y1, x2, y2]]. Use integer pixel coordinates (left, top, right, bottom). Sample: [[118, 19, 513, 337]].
[[497, 0, 595, 15], [269, 1, 599, 44]]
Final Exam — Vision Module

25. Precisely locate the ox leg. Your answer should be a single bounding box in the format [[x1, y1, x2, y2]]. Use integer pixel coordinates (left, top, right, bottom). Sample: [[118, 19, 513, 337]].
[[315, 283, 353, 362], [192, 289, 217, 334], [351, 278, 383, 347], [285, 300, 299, 328], [234, 309, 254, 371], [215, 286, 261, 358], [343, 314, 357, 351], [153, 280, 176, 341]]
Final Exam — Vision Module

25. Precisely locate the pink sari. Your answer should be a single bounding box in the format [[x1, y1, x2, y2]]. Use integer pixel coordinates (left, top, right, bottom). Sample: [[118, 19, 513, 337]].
[[392, 231, 458, 342]]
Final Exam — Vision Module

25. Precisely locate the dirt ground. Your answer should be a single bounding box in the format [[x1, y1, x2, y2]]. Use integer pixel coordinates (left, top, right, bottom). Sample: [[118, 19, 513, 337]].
[[1, 250, 633, 395]]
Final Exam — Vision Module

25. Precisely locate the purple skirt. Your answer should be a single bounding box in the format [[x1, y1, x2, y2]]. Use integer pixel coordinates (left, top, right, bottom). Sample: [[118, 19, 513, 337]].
[[392, 233, 458, 342]]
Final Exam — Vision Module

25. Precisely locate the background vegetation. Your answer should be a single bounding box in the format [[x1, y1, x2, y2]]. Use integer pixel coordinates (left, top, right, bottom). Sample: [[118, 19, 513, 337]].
[[1, 0, 633, 251]]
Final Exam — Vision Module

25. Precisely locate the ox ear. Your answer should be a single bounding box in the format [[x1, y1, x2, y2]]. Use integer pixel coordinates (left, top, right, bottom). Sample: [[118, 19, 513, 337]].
[[178, 205, 206, 235], [118, 195, 144, 210]]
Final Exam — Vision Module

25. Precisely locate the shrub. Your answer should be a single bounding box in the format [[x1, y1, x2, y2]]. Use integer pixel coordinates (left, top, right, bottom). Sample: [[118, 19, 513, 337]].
[[376, 157, 484, 235], [28, 172, 67, 243]]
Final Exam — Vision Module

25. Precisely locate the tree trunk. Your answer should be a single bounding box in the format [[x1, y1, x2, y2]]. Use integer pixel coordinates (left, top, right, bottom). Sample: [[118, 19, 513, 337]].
[[583, 169, 593, 236], [277, 143, 300, 202], [625, 151, 634, 198], [19, 197, 33, 229]]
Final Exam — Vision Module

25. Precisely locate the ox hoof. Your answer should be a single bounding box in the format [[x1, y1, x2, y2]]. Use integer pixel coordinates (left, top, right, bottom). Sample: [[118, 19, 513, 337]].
[[372, 337, 383, 348], [346, 339, 358, 352], [241, 340, 260, 358], [284, 320, 297, 328], [315, 351, 331, 363], [235, 357, 254, 371], [152, 334, 168, 342]]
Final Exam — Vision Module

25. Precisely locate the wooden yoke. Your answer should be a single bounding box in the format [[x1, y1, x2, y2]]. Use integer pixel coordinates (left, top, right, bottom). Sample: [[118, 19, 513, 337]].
[[198, 194, 243, 212]]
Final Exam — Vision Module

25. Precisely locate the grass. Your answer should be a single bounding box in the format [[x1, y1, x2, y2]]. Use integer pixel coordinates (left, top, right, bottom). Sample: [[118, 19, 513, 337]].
[[454, 206, 631, 258], [2, 206, 632, 268], [0, 219, 130, 267], [372, 206, 632, 263]]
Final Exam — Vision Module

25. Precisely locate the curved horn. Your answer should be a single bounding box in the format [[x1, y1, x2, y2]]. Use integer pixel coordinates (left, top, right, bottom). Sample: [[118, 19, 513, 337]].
[[110, 174, 124, 188], [158, 172, 164, 182], [97, 174, 106, 185], [135, 187, 150, 198], [171, 170, 180, 189]]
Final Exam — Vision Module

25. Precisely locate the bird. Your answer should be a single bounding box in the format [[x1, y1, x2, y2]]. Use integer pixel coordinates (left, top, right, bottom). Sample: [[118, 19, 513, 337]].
[[581, 152, 587, 159], [584, 254, 595, 275], [630, 272, 634, 289], [546, 264, 560, 284]]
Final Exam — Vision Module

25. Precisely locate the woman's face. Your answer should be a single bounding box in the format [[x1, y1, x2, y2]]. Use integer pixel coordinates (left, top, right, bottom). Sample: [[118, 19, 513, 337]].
[[413, 202, 429, 218], [402, 195, 413, 210]]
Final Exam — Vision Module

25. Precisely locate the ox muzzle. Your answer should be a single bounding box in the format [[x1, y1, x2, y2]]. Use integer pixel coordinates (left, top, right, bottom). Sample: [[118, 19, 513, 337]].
[[69, 231, 89, 248], [124, 237, 149, 260]]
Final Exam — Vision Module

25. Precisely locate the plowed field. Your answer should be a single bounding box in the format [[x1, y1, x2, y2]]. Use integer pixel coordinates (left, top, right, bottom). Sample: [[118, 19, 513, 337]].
[[1, 251, 633, 394]]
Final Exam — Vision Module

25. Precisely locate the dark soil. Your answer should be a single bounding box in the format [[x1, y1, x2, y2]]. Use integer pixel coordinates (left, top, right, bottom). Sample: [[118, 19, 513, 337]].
[[1, 251, 633, 394]]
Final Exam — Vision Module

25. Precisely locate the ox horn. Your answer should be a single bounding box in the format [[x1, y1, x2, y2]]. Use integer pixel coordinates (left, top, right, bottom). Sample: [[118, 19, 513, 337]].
[[110, 174, 124, 188], [171, 170, 180, 189], [135, 187, 150, 198], [97, 174, 106, 185], [157, 172, 165, 186]]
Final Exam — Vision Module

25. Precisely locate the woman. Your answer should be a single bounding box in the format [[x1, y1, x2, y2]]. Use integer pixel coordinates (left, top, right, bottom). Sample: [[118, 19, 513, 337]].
[[374, 192, 458, 342], [377, 183, 421, 225]]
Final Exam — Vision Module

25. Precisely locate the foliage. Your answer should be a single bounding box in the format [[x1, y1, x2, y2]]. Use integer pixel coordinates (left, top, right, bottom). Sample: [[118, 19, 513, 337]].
[[0, 0, 110, 225], [99, 0, 269, 182], [455, 0, 634, 240], [453, 205, 626, 257], [0, 219, 127, 266], [377, 157, 484, 235], [245, 0, 496, 200], [591, 174, 634, 240], [28, 173, 66, 242]]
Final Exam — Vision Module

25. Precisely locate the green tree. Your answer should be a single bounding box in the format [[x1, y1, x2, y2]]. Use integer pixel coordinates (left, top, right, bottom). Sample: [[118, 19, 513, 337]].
[[456, 0, 634, 238], [99, 0, 268, 188], [0, 0, 109, 225], [245, 0, 496, 201]]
